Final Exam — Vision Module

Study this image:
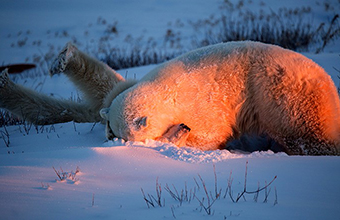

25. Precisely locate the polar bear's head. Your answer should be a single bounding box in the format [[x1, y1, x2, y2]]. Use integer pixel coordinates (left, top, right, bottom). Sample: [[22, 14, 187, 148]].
[[100, 83, 176, 142]]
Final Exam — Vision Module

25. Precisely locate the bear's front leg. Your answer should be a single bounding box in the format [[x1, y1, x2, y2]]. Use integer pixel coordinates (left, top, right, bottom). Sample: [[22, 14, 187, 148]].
[[157, 123, 191, 147], [49, 42, 125, 112]]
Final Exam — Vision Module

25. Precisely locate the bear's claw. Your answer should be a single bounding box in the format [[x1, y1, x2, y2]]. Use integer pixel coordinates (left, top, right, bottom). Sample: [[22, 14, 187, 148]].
[[0, 69, 10, 88], [157, 123, 191, 147], [179, 123, 191, 132], [49, 42, 75, 76]]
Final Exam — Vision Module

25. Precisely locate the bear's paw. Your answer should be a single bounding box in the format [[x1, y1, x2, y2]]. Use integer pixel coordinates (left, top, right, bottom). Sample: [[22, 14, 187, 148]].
[[49, 42, 76, 75], [0, 69, 9, 88]]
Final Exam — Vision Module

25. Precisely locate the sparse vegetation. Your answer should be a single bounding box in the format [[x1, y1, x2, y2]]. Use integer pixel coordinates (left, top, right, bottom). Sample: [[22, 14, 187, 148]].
[[4, 0, 338, 76], [53, 166, 80, 183], [141, 162, 277, 216], [0, 125, 10, 147], [194, 173, 220, 215], [190, 2, 340, 53], [227, 161, 277, 203], [141, 177, 165, 208], [0, 109, 24, 126], [100, 42, 184, 71], [99, 2, 340, 69], [40, 182, 52, 190], [164, 181, 195, 206], [335, 55, 340, 95], [92, 193, 95, 207]]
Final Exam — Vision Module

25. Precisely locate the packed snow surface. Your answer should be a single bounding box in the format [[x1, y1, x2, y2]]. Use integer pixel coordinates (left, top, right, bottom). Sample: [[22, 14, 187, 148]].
[[1, 122, 339, 219]]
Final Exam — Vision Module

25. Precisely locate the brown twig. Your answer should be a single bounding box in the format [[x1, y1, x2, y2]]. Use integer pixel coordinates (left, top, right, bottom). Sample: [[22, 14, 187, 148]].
[[227, 161, 277, 203]]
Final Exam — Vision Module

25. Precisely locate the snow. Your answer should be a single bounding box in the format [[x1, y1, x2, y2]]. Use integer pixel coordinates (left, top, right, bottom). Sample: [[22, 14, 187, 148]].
[[1, 0, 340, 219]]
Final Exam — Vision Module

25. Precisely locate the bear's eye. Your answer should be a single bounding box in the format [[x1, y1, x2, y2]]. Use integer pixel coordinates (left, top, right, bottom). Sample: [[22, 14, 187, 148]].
[[132, 116, 148, 130]]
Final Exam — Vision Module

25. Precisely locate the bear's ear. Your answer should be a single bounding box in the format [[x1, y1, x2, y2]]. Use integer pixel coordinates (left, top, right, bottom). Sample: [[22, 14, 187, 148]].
[[99, 108, 110, 120], [133, 116, 148, 130]]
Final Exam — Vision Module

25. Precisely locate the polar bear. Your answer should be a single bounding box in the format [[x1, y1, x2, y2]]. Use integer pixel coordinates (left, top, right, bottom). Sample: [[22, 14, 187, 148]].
[[0, 41, 339, 155]]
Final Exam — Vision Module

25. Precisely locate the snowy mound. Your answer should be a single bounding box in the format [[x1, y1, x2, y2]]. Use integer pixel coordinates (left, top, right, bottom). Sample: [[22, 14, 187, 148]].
[[102, 138, 288, 163]]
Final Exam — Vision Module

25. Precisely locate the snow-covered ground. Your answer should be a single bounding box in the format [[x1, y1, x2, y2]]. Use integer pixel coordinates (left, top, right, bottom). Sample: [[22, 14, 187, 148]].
[[1, 0, 340, 219]]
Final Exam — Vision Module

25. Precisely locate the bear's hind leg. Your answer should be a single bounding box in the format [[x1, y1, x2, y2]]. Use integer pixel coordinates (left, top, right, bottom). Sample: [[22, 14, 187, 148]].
[[0, 69, 100, 125], [157, 123, 191, 147], [50, 42, 125, 112]]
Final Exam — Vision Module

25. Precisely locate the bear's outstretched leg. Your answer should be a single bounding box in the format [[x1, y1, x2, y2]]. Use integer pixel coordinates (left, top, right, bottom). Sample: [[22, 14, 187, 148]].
[[0, 69, 100, 125], [157, 123, 191, 147], [50, 42, 125, 112]]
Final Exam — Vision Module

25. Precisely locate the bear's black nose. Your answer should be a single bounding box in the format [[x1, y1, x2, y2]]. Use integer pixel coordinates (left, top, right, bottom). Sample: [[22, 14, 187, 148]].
[[179, 123, 191, 132]]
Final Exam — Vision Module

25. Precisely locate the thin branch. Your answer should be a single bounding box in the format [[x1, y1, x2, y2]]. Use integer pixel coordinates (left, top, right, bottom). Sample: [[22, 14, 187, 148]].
[[171, 205, 176, 219], [198, 174, 211, 207], [52, 166, 62, 181], [233, 161, 277, 203], [213, 164, 221, 199], [1, 125, 10, 147], [245, 176, 277, 194], [92, 193, 95, 207], [274, 187, 278, 205], [193, 177, 200, 191], [141, 188, 154, 208]]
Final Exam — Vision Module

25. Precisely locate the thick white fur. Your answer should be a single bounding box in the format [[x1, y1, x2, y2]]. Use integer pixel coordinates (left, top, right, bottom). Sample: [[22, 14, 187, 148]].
[[0, 43, 132, 124], [50, 42, 126, 112], [104, 41, 340, 155], [0, 69, 97, 124], [1, 41, 339, 155]]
